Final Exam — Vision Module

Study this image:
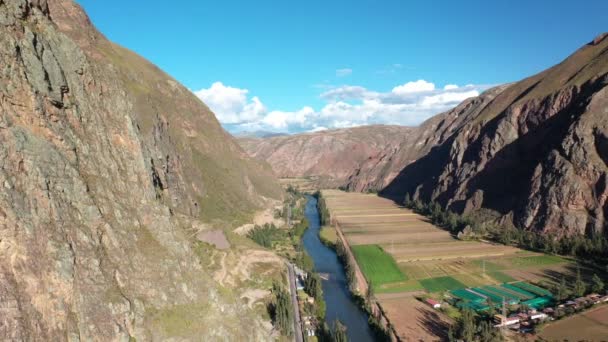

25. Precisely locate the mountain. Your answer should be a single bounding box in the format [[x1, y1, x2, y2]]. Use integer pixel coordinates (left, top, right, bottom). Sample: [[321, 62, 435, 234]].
[[383, 33, 608, 237], [233, 130, 289, 138], [0, 0, 282, 340], [238, 125, 414, 188], [242, 33, 608, 237]]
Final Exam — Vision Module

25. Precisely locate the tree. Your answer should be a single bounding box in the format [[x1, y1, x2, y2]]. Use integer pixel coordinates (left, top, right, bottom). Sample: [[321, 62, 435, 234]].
[[452, 309, 476, 342], [403, 193, 412, 207], [556, 277, 569, 301], [592, 273, 605, 293], [271, 282, 293, 336], [574, 267, 587, 297], [332, 320, 348, 342], [305, 273, 322, 299]]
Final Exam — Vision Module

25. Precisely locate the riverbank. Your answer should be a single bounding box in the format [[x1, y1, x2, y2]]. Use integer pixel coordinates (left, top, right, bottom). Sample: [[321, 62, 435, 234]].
[[302, 195, 376, 341]]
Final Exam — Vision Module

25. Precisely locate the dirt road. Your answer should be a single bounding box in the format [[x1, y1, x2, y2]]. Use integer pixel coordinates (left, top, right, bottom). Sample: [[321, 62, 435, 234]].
[[287, 263, 304, 342]]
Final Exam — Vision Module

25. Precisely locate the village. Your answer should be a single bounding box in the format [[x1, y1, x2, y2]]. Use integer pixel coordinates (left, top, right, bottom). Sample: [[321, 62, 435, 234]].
[[422, 287, 608, 335]]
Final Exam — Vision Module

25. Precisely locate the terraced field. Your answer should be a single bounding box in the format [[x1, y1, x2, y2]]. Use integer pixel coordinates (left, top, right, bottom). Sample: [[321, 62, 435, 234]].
[[321, 189, 578, 339]]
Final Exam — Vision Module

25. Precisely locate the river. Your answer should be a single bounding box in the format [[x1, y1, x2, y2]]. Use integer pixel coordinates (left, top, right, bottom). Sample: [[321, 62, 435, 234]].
[[302, 195, 375, 341]]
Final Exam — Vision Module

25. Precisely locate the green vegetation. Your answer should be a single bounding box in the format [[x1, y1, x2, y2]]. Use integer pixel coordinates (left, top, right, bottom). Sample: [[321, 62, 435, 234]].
[[487, 271, 515, 283], [592, 273, 605, 293], [351, 244, 407, 287], [377, 280, 424, 293], [403, 193, 608, 264], [269, 281, 293, 337], [247, 223, 284, 248], [508, 255, 567, 267], [420, 276, 466, 292], [331, 320, 348, 342], [319, 226, 338, 247], [335, 239, 358, 292], [471, 259, 504, 272], [314, 191, 331, 225]]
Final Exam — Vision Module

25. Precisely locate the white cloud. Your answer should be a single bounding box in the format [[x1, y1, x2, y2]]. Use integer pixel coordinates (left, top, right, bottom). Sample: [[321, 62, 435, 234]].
[[392, 80, 435, 94], [195, 79, 487, 134], [193, 82, 266, 124], [309, 126, 328, 133], [336, 68, 353, 77]]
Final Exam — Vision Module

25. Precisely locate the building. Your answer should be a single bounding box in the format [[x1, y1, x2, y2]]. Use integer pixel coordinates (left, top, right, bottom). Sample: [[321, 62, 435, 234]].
[[530, 312, 548, 320], [493, 314, 520, 327], [425, 299, 441, 309]]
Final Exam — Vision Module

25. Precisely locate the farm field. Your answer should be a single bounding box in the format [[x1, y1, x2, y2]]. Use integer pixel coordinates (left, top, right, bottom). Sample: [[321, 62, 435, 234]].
[[351, 244, 406, 287], [278, 177, 318, 192], [378, 295, 451, 341], [539, 305, 608, 341], [321, 189, 582, 339], [321, 189, 577, 293]]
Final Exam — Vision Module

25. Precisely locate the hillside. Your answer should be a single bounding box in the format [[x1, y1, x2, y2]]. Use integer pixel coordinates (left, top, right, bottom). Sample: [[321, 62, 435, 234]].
[[242, 33, 608, 237], [239, 125, 414, 188], [382, 33, 608, 237], [0, 0, 282, 340], [239, 88, 508, 191]]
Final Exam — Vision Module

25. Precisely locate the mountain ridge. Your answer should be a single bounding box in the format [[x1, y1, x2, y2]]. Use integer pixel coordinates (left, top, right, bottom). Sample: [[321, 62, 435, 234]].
[[241, 33, 608, 237]]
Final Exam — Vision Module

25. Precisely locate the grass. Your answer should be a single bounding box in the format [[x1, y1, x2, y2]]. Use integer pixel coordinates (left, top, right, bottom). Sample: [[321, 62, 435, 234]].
[[507, 255, 567, 268], [471, 259, 504, 272], [319, 226, 338, 246], [351, 244, 407, 286], [377, 280, 424, 294], [419, 276, 466, 292], [488, 271, 516, 283]]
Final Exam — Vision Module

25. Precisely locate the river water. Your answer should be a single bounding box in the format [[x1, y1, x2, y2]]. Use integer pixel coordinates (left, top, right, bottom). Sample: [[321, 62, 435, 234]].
[[302, 195, 375, 341]]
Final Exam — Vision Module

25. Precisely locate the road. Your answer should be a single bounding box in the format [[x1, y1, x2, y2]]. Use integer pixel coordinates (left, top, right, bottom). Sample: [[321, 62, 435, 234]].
[[287, 263, 304, 342]]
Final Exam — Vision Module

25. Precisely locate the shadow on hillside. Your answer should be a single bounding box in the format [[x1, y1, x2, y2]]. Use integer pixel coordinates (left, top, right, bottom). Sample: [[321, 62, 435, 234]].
[[379, 77, 607, 225], [415, 307, 450, 340]]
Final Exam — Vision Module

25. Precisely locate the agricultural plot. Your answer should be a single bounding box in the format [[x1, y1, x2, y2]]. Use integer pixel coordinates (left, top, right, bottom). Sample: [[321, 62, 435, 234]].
[[321, 190, 576, 293], [420, 276, 466, 292], [351, 244, 407, 287], [451, 282, 555, 312], [539, 305, 608, 341], [321, 190, 580, 338]]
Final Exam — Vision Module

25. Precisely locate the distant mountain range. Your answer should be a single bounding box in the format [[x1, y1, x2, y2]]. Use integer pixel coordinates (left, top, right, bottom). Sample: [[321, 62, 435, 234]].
[[240, 33, 608, 237], [233, 130, 289, 138]]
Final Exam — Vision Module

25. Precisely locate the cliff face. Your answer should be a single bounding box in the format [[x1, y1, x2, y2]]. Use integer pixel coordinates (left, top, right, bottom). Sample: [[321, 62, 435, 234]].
[[0, 0, 281, 340], [383, 33, 608, 237]]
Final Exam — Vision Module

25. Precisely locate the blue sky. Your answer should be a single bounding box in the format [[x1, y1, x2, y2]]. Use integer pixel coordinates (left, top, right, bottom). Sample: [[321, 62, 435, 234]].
[[77, 0, 608, 133]]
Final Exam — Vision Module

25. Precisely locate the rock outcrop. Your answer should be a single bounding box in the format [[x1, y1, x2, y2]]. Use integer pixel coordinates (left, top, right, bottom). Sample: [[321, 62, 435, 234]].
[[382, 33, 608, 237], [0, 0, 282, 340]]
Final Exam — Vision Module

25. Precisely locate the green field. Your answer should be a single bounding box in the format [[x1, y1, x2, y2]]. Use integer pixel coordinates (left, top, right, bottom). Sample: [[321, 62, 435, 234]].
[[377, 280, 424, 294], [420, 276, 466, 292], [352, 244, 407, 286], [487, 271, 516, 283], [507, 254, 567, 267]]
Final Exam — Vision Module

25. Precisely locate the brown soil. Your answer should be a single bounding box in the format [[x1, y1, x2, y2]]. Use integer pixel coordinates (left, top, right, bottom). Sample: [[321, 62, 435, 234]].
[[379, 295, 451, 342]]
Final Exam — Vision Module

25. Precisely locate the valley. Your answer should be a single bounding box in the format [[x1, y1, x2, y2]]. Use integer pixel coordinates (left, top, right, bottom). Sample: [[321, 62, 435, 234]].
[[319, 189, 604, 340], [1, 0, 607, 340]]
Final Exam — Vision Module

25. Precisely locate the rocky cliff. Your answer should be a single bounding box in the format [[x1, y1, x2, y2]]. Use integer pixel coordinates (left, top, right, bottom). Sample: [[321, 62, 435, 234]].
[[383, 33, 608, 237], [242, 34, 608, 237], [0, 0, 282, 340]]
